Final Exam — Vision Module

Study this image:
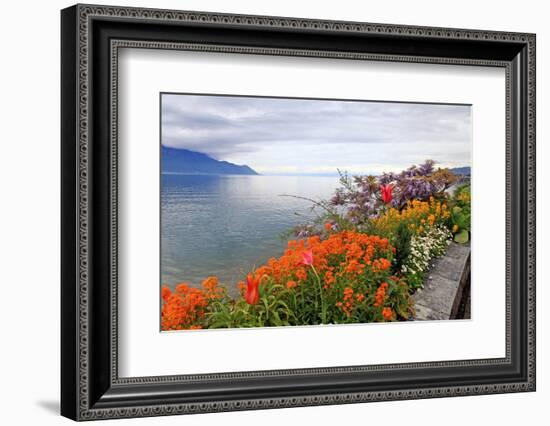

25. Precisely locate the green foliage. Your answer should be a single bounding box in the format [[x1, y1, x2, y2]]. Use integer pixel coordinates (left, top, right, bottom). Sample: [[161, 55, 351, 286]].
[[454, 229, 469, 244], [450, 184, 471, 243], [404, 272, 425, 291], [207, 280, 297, 328], [386, 278, 416, 319], [392, 221, 412, 275]]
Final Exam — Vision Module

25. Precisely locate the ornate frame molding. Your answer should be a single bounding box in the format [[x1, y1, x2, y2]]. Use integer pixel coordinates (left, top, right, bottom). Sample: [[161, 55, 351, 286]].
[[61, 4, 536, 421]]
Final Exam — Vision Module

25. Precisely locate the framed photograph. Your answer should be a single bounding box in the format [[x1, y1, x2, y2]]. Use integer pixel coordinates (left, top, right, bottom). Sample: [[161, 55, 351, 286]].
[[61, 4, 536, 421]]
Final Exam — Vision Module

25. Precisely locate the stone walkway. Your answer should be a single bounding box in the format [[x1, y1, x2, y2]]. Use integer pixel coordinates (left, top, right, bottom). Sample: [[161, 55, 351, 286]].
[[412, 242, 471, 321]]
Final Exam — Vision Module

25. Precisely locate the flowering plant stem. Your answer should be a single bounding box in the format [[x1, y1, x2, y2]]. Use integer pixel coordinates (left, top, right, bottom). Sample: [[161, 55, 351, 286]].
[[310, 265, 327, 324]]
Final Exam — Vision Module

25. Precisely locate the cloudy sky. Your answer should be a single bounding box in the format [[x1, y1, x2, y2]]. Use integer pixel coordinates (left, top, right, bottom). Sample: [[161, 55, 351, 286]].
[[161, 93, 471, 175]]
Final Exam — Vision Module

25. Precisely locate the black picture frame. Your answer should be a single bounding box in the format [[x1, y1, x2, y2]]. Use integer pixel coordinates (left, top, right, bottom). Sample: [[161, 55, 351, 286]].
[[61, 4, 536, 421]]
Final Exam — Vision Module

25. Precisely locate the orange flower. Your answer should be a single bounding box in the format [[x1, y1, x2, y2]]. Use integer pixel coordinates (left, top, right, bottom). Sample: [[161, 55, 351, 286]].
[[239, 230, 394, 307], [201, 276, 224, 300], [286, 280, 297, 289], [201, 276, 217, 290], [175, 282, 189, 293], [161, 284, 208, 331], [161, 286, 171, 302], [374, 282, 389, 307], [372, 258, 391, 273], [324, 270, 335, 285], [295, 267, 308, 281], [337, 287, 355, 317], [344, 259, 365, 275], [324, 222, 333, 231], [382, 307, 394, 321], [245, 273, 261, 305]]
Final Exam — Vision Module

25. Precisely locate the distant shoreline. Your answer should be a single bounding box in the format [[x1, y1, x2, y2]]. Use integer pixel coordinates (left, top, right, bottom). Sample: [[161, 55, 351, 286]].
[[161, 168, 471, 178], [161, 172, 341, 177]]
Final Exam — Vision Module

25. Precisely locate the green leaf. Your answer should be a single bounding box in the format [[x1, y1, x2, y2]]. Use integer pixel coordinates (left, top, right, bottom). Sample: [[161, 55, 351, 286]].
[[270, 311, 283, 326], [452, 206, 463, 215], [454, 215, 468, 229], [454, 229, 469, 244]]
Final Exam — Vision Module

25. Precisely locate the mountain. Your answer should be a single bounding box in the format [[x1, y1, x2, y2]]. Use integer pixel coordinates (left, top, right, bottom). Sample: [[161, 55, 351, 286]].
[[161, 146, 259, 175], [450, 166, 471, 176]]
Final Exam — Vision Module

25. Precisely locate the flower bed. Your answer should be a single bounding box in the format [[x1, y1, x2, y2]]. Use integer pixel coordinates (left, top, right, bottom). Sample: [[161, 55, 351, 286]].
[[161, 160, 471, 330], [162, 231, 411, 330]]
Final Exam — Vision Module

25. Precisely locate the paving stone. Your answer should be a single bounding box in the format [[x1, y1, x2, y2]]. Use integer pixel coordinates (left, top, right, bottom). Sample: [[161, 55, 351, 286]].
[[413, 303, 449, 321]]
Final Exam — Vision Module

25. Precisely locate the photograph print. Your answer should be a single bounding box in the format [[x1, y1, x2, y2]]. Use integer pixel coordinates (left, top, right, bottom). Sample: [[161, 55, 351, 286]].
[[160, 93, 472, 331]]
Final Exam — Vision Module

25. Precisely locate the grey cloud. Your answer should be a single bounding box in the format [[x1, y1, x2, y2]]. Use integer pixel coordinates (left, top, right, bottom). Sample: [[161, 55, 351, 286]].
[[161, 94, 471, 172]]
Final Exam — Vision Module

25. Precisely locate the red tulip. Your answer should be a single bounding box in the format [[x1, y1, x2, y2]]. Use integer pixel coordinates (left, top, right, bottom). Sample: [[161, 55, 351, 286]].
[[301, 250, 314, 266], [245, 273, 260, 305], [380, 184, 393, 204]]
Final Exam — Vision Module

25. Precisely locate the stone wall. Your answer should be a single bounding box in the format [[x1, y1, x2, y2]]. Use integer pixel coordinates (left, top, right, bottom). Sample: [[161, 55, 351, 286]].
[[412, 242, 471, 321]]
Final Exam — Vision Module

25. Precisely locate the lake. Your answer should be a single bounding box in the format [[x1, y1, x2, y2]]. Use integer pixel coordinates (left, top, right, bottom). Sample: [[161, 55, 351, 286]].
[[161, 174, 339, 294]]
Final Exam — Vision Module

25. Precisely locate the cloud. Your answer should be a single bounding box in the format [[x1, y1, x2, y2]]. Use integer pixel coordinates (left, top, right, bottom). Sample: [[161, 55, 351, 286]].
[[161, 94, 471, 174]]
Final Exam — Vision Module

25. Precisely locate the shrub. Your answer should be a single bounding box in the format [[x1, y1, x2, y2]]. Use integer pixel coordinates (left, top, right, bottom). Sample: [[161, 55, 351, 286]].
[[450, 184, 471, 243], [401, 225, 452, 289], [392, 221, 412, 275], [369, 198, 453, 289], [328, 160, 458, 228], [369, 198, 451, 238]]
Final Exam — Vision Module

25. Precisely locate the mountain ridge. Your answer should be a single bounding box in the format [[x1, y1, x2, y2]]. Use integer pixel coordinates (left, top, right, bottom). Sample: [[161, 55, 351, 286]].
[[450, 166, 471, 176], [161, 146, 259, 175]]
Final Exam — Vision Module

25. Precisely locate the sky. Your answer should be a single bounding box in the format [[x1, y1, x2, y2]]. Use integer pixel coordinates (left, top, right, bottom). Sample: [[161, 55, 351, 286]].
[[161, 93, 472, 176]]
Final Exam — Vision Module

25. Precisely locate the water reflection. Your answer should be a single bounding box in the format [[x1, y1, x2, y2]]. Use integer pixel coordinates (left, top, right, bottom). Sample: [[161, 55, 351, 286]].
[[161, 174, 337, 294]]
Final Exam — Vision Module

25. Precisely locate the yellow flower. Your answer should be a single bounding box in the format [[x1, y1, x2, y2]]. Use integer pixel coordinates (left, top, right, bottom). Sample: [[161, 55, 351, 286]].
[[452, 224, 459, 233]]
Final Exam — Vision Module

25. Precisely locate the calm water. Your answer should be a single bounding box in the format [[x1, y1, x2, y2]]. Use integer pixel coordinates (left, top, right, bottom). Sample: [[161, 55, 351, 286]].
[[161, 174, 338, 294]]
